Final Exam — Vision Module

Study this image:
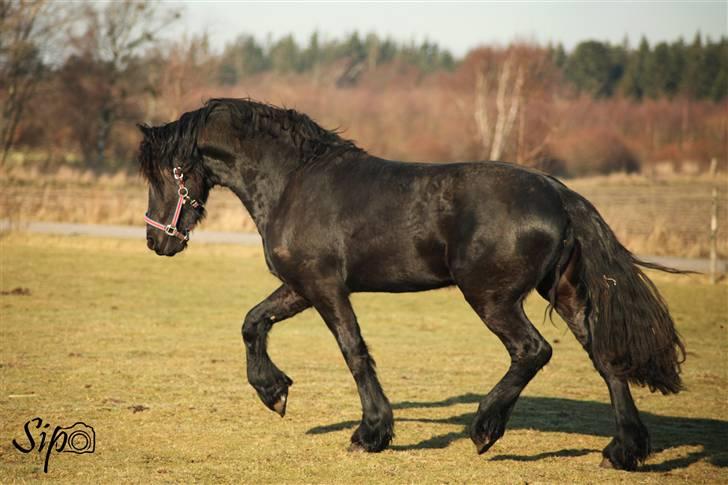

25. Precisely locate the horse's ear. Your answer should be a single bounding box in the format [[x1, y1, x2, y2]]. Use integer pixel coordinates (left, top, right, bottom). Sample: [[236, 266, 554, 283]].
[[137, 123, 153, 138]]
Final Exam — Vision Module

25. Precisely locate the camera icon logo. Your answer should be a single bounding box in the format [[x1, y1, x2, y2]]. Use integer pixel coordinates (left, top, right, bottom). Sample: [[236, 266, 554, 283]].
[[61, 422, 95, 454]]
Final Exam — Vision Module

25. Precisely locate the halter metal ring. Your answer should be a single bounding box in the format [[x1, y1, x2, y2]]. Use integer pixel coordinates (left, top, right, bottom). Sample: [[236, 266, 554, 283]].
[[164, 225, 177, 236], [178, 186, 189, 198], [173, 167, 183, 180]]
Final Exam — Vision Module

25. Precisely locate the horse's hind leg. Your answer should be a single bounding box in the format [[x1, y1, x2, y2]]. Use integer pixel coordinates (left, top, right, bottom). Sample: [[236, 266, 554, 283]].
[[242, 285, 311, 416], [458, 284, 553, 454], [540, 251, 650, 470]]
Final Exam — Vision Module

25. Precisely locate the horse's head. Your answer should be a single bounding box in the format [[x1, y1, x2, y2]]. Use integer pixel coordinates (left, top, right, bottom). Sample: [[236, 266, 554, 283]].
[[138, 123, 210, 256]]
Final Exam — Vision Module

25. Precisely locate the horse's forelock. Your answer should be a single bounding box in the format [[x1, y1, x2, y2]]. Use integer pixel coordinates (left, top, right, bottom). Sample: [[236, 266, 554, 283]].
[[138, 132, 165, 191], [137, 112, 205, 191]]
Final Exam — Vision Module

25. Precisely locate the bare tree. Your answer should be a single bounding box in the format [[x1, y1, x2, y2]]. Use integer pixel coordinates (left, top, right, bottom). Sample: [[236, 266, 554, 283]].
[[70, 0, 179, 169], [153, 34, 215, 122], [0, 0, 72, 164], [472, 55, 524, 161], [467, 45, 563, 170], [473, 64, 491, 157]]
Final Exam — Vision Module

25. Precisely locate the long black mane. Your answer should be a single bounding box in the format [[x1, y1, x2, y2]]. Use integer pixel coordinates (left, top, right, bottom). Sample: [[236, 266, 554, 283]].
[[138, 98, 364, 189]]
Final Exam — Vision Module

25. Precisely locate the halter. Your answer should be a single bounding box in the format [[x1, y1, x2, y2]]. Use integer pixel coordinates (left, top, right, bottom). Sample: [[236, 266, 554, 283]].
[[143, 167, 203, 241]]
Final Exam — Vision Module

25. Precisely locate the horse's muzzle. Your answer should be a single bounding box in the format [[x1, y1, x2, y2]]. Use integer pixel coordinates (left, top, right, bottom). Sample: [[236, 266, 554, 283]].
[[147, 232, 187, 257]]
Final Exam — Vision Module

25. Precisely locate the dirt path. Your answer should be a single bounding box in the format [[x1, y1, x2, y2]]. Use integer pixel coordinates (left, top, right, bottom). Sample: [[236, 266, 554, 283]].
[[1, 219, 724, 273], [0, 220, 261, 245]]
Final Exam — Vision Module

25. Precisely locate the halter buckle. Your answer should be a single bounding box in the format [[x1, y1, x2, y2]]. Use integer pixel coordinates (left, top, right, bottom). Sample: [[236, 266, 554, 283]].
[[164, 225, 177, 236], [173, 167, 184, 180]]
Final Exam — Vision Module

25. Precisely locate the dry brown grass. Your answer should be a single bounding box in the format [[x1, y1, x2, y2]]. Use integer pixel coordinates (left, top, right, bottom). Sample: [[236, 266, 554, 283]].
[[1, 167, 726, 257], [0, 166, 256, 232]]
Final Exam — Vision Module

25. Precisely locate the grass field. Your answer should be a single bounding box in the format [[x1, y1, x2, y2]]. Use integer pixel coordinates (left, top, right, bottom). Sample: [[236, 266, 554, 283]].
[[1, 234, 727, 483]]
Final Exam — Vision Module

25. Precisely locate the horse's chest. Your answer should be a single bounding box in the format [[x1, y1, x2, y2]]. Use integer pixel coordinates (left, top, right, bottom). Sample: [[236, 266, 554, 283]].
[[263, 241, 321, 282], [263, 244, 291, 278]]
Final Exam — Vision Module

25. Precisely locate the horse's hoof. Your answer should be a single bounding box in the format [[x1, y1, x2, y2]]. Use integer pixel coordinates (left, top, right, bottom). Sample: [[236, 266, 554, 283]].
[[470, 410, 506, 455], [349, 417, 394, 453], [601, 434, 646, 471], [600, 457, 615, 469], [347, 442, 366, 453], [473, 438, 497, 455], [252, 372, 292, 416], [272, 394, 287, 417]]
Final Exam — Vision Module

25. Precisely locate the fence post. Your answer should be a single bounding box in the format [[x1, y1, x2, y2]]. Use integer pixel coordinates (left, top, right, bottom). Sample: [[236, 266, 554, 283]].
[[709, 158, 718, 284]]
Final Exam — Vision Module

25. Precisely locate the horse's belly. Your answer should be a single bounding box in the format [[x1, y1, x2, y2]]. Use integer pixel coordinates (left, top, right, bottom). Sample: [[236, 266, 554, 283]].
[[346, 238, 453, 292]]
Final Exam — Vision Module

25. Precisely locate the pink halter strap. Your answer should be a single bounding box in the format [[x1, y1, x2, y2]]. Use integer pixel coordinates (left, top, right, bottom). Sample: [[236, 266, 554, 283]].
[[143, 167, 202, 241]]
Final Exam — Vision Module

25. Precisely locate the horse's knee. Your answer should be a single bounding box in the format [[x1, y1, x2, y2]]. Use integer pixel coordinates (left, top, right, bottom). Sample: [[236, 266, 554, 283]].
[[534, 340, 553, 368], [241, 314, 255, 344], [242, 309, 268, 344], [514, 339, 552, 375]]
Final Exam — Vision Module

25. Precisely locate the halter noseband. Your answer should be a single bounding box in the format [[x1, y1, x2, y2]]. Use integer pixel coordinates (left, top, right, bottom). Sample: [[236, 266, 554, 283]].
[[143, 167, 203, 242]]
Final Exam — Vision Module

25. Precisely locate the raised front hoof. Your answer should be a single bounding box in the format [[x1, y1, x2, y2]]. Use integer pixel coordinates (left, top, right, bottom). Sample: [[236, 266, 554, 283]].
[[253, 373, 293, 417], [349, 418, 394, 453], [470, 413, 506, 455], [600, 434, 651, 471]]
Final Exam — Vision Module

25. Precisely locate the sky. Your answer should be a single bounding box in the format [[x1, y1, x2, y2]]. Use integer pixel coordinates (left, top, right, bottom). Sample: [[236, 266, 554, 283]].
[[166, 1, 727, 55]]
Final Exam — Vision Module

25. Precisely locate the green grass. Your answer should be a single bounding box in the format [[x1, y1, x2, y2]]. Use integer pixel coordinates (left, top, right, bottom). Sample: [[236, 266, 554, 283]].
[[1, 234, 726, 483]]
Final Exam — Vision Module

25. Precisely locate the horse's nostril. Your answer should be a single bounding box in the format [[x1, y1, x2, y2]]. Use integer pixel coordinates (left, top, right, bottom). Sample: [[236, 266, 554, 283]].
[[147, 237, 156, 250]]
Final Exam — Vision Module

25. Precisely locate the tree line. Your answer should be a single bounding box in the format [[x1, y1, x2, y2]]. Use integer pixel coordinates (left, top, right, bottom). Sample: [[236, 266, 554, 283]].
[[1, 0, 725, 174], [218, 30, 727, 101], [553, 36, 727, 101], [218, 32, 456, 85]]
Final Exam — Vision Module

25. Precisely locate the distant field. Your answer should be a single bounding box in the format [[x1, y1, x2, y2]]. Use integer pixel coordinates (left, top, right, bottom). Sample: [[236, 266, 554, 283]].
[[1, 169, 726, 258], [1, 234, 726, 483]]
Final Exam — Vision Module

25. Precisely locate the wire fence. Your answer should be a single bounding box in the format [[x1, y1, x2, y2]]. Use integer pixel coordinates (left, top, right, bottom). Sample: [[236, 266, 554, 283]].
[[2, 177, 726, 258]]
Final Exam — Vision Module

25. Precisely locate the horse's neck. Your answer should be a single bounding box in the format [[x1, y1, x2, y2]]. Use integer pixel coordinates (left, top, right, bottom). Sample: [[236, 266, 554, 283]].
[[219, 151, 300, 236], [229, 181, 277, 235]]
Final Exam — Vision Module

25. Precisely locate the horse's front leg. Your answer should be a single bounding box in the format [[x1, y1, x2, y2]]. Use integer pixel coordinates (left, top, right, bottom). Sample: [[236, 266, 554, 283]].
[[308, 283, 394, 452], [242, 284, 310, 416]]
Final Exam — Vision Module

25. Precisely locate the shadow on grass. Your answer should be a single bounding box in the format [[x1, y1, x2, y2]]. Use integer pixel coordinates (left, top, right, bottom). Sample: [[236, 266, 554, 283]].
[[306, 393, 728, 471]]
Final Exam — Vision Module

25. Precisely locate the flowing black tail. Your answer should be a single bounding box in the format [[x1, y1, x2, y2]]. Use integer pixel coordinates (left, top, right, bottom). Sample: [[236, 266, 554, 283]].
[[553, 181, 685, 394]]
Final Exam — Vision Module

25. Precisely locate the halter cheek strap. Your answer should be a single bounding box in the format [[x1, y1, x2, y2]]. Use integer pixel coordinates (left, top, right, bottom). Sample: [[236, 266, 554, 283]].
[[144, 167, 203, 241]]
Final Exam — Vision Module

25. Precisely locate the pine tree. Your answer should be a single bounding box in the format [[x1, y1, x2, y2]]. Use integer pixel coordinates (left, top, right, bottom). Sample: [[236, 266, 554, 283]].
[[647, 42, 672, 98], [565, 40, 626, 97], [681, 33, 704, 98], [621, 37, 650, 100]]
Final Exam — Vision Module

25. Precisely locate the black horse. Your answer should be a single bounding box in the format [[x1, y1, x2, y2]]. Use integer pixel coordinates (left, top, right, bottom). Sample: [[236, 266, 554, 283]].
[[138, 98, 685, 471]]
